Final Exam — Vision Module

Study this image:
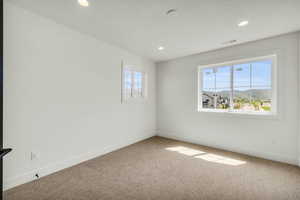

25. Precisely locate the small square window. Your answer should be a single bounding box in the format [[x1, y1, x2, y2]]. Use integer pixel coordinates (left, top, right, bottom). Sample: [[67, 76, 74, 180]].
[[122, 66, 146, 102]]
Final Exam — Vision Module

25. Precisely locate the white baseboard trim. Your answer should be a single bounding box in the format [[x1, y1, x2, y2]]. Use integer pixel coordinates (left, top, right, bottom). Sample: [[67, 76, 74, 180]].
[[4, 132, 155, 191], [157, 130, 298, 166]]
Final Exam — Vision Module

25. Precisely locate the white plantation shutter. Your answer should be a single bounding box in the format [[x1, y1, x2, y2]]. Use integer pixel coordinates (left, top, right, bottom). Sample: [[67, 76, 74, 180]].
[[122, 68, 132, 101]]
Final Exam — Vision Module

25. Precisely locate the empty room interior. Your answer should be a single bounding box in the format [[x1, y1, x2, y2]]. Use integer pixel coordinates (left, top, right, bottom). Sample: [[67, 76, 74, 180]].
[[1, 0, 300, 199]]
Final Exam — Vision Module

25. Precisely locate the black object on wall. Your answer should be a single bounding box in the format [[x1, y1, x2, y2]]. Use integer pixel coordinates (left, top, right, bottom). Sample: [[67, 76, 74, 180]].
[[0, 0, 12, 199]]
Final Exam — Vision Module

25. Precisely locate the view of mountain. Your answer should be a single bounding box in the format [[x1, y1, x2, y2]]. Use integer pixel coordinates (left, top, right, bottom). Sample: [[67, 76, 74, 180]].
[[203, 89, 271, 100]]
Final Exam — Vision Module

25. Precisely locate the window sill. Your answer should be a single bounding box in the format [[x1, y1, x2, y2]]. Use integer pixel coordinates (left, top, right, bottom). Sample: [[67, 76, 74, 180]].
[[122, 97, 147, 104], [197, 109, 279, 120]]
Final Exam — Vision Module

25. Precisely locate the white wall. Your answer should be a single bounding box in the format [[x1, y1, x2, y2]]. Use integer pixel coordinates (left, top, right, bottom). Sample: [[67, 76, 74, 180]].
[[3, 2, 156, 190], [298, 32, 300, 166], [157, 33, 300, 165]]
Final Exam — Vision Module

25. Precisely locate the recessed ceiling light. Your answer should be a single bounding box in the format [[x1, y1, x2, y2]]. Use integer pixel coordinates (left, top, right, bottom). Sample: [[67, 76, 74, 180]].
[[78, 0, 89, 7], [158, 46, 165, 51], [238, 20, 249, 27]]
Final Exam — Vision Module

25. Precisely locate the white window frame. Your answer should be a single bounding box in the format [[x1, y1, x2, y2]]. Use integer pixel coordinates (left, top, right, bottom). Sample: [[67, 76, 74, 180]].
[[198, 54, 277, 116], [121, 64, 147, 103]]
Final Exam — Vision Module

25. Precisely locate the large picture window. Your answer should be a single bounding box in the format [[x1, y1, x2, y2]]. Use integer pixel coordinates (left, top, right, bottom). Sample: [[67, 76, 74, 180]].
[[198, 55, 277, 115]]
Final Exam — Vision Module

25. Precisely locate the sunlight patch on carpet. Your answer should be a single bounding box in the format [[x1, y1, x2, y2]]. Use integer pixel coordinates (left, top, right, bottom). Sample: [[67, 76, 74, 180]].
[[165, 146, 205, 156], [166, 146, 246, 166]]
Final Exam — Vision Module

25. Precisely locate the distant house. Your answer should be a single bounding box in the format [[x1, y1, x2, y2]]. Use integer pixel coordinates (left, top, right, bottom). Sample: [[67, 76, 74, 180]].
[[202, 93, 215, 108]]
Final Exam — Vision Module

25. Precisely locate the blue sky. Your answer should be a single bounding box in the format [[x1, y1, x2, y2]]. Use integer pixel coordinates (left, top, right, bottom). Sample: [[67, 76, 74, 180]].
[[125, 71, 143, 89], [202, 60, 272, 92]]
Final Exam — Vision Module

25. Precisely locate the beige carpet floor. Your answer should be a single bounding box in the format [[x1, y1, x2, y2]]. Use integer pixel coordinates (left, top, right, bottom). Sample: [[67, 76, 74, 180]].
[[4, 136, 300, 200]]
